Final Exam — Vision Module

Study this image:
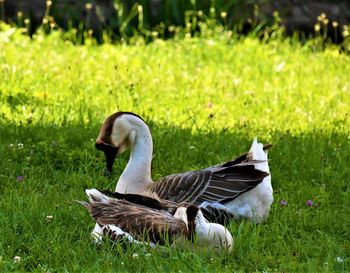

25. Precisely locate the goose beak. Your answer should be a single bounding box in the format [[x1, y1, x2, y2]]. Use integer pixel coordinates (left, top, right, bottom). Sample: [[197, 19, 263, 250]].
[[95, 139, 118, 177]]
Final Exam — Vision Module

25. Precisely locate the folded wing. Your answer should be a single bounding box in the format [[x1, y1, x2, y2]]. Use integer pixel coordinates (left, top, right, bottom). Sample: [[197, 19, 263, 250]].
[[84, 198, 187, 244], [151, 163, 269, 205]]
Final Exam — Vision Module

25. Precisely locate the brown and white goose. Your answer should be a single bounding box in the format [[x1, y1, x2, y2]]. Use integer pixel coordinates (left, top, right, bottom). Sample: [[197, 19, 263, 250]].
[[79, 189, 234, 253], [94, 112, 273, 225]]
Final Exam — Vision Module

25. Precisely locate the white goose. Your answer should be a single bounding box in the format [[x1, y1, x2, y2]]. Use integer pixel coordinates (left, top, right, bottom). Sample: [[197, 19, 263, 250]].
[[94, 112, 273, 224], [79, 189, 234, 253]]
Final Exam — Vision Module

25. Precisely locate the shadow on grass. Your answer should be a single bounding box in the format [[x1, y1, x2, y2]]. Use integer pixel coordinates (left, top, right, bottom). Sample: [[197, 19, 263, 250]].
[[0, 119, 349, 271], [0, 118, 348, 187]]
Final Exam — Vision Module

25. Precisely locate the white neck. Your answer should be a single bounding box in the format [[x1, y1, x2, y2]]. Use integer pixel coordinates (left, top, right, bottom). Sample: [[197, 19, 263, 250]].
[[115, 121, 153, 194], [195, 213, 212, 240]]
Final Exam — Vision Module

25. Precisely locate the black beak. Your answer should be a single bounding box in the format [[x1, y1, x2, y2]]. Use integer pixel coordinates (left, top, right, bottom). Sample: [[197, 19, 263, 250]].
[[95, 141, 118, 177]]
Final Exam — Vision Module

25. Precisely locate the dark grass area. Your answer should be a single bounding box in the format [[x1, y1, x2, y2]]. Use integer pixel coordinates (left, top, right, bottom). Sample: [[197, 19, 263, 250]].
[[0, 120, 349, 272]]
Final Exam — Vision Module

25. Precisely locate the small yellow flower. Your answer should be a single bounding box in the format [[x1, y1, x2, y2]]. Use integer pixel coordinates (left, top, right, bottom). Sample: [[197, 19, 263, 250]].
[[220, 11, 227, 19], [50, 23, 55, 28], [42, 17, 49, 24], [323, 18, 329, 25], [343, 25, 349, 30], [85, 3, 92, 10], [314, 24, 321, 32], [24, 18, 30, 25], [207, 39, 214, 46], [332, 21, 339, 28], [198, 10, 203, 16], [168, 26, 175, 32], [342, 30, 349, 37], [46, 0, 52, 7], [88, 29, 94, 36], [17, 11, 23, 18]]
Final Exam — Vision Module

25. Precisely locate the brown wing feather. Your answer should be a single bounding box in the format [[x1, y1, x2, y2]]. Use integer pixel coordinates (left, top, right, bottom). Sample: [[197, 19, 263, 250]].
[[195, 164, 268, 204], [97, 190, 180, 215], [211, 143, 272, 168], [150, 162, 269, 205], [86, 199, 187, 244], [151, 171, 211, 203]]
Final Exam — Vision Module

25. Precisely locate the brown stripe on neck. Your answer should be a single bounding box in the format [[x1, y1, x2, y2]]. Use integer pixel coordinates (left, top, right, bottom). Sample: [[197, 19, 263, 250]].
[[98, 111, 145, 144], [186, 205, 199, 242]]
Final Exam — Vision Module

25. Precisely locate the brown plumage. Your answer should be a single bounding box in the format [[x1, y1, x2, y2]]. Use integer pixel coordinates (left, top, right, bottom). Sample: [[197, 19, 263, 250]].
[[99, 190, 182, 215], [81, 189, 234, 252], [81, 193, 190, 245], [151, 163, 269, 205]]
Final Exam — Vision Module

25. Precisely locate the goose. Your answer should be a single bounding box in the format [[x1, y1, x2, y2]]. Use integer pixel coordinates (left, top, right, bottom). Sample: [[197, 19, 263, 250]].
[[94, 112, 273, 225], [79, 189, 234, 253]]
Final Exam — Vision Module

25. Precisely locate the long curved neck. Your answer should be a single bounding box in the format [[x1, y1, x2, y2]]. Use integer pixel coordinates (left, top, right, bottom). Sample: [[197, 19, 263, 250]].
[[115, 123, 153, 194]]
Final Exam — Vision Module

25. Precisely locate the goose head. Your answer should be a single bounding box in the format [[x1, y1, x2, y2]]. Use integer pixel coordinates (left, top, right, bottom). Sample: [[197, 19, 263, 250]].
[[95, 112, 149, 176], [174, 205, 234, 253]]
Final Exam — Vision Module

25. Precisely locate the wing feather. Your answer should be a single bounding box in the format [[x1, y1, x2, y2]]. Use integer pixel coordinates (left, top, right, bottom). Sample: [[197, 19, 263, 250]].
[[150, 162, 269, 205], [86, 199, 187, 244], [151, 171, 211, 203]]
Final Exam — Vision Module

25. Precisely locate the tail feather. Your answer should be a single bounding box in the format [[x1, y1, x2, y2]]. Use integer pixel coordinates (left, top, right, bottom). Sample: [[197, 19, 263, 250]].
[[86, 189, 110, 203], [249, 138, 270, 173], [76, 200, 89, 208]]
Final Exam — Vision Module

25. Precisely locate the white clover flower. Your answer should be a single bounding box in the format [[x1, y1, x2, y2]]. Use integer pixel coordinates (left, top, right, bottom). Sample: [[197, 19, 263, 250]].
[[14, 256, 21, 263], [336, 257, 344, 263]]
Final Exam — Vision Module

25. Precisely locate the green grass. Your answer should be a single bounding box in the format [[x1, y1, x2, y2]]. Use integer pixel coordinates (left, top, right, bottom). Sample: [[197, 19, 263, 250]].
[[0, 28, 350, 272]]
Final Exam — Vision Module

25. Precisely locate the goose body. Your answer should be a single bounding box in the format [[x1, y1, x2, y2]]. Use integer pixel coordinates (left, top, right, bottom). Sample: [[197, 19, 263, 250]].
[[95, 112, 273, 224], [80, 189, 233, 252]]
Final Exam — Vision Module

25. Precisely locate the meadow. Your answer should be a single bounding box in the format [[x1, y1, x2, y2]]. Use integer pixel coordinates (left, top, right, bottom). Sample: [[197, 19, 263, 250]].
[[0, 26, 350, 272]]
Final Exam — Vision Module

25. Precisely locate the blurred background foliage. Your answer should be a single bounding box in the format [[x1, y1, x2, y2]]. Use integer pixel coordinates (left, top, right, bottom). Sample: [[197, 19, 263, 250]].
[[0, 0, 349, 46]]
